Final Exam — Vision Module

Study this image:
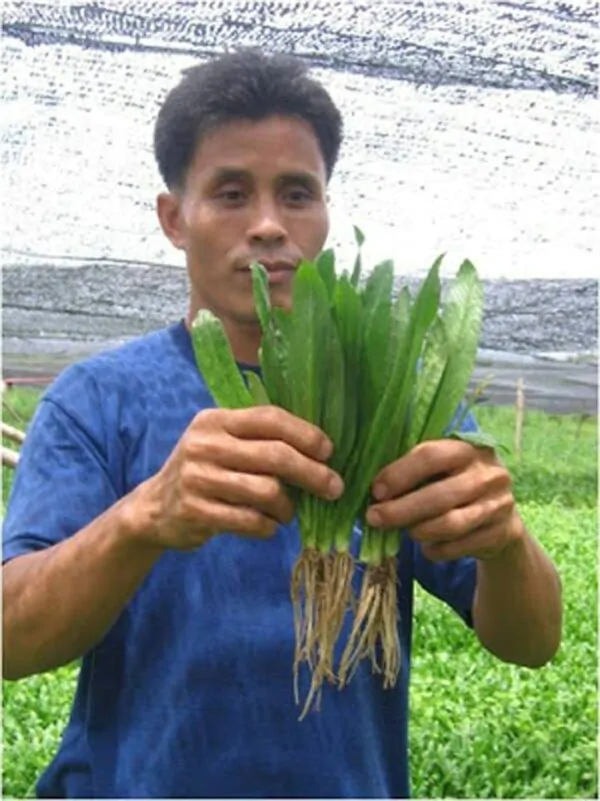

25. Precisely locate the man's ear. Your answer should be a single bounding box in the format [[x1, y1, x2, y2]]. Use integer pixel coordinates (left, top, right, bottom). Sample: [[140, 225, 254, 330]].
[[156, 191, 187, 250]]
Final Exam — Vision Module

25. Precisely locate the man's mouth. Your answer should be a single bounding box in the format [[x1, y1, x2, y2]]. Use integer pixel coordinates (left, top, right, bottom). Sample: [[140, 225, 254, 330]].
[[239, 260, 297, 286]]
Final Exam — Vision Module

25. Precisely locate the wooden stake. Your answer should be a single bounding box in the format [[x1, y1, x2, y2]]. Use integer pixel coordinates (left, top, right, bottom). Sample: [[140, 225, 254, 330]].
[[515, 378, 525, 461], [1, 422, 26, 445], [2, 446, 19, 469]]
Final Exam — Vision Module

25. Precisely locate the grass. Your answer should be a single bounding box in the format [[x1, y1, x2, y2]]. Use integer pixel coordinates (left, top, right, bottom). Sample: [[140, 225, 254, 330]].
[[2, 390, 598, 798], [410, 405, 598, 799]]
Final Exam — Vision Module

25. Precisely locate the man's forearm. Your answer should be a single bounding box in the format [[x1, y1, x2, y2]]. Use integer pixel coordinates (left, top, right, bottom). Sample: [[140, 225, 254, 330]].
[[472, 516, 562, 668], [2, 484, 164, 681]]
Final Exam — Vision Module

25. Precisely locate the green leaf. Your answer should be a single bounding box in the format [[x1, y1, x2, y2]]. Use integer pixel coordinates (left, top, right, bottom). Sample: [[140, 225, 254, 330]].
[[351, 225, 366, 288], [359, 258, 443, 563], [343, 257, 442, 520], [320, 318, 345, 462], [249, 268, 292, 410], [385, 255, 442, 454], [315, 249, 336, 300], [332, 275, 363, 469], [384, 284, 412, 383], [250, 262, 272, 332], [359, 260, 395, 418], [288, 260, 331, 425], [407, 314, 449, 448], [244, 371, 271, 405], [190, 310, 254, 409], [420, 259, 484, 441]]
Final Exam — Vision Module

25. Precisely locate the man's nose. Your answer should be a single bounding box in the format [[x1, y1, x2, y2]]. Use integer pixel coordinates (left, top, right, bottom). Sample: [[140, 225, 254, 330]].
[[247, 201, 287, 243]]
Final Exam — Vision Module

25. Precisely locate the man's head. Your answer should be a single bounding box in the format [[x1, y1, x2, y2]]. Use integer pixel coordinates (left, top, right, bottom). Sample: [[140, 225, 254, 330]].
[[153, 49, 343, 360]]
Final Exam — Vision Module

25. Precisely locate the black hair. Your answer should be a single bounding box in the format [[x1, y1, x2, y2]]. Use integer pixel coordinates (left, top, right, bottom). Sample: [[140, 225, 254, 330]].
[[153, 48, 343, 191]]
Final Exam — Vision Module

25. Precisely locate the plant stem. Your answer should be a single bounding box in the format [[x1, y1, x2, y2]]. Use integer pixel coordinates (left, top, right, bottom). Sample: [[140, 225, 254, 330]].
[[385, 528, 402, 559], [372, 528, 385, 566]]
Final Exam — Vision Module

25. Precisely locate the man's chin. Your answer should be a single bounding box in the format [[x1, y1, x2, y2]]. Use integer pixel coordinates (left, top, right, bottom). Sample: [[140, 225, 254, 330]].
[[267, 285, 293, 313]]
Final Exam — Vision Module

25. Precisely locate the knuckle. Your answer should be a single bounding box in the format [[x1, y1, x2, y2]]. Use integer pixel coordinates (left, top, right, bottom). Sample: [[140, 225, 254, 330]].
[[485, 464, 511, 491], [445, 509, 465, 535], [281, 503, 295, 524], [257, 404, 285, 427], [266, 440, 290, 472], [497, 491, 515, 516], [179, 460, 214, 496], [179, 461, 199, 494], [309, 426, 328, 454], [261, 518, 278, 538], [311, 465, 336, 498], [179, 493, 201, 523], [196, 501, 220, 530], [422, 542, 443, 562], [438, 485, 458, 514], [249, 511, 276, 538], [259, 478, 282, 504], [186, 430, 230, 464], [193, 407, 223, 428], [197, 433, 227, 462], [419, 441, 443, 473]]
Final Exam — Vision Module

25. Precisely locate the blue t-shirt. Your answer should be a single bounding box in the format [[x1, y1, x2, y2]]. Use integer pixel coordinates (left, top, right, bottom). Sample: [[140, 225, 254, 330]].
[[3, 320, 478, 799]]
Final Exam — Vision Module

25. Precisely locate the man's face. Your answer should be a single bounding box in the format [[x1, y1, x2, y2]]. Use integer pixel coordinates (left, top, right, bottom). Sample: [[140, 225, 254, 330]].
[[158, 115, 330, 327]]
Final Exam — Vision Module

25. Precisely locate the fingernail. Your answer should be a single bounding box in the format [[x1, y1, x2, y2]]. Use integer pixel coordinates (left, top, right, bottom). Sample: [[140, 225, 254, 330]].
[[327, 475, 344, 499], [367, 507, 382, 527], [372, 482, 388, 501]]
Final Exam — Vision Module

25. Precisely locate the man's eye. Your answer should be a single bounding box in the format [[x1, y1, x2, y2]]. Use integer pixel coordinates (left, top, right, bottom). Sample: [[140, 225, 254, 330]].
[[286, 188, 312, 204], [218, 189, 245, 203]]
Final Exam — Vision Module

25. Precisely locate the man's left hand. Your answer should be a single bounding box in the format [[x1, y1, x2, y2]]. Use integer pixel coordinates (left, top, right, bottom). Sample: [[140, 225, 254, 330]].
[[366, 440, 525, 562]]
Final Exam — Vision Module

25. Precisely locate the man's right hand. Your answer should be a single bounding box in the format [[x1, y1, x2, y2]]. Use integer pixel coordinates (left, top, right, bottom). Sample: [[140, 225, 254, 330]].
[[138, 406, 344, 551]]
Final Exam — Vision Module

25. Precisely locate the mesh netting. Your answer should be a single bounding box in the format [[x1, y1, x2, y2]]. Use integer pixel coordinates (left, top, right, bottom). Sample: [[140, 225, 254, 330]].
[[1, 0, 598, 279], [3, 0, 597, 90]]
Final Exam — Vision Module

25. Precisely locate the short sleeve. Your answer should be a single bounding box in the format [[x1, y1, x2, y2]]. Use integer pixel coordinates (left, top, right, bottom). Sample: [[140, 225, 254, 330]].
[[413, 404, 481, 626], [413, 550, 477, 627], [2, 366, 120, 564]]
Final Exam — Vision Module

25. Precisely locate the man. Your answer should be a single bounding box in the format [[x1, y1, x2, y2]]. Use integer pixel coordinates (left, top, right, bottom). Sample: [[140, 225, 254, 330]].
[[3, 49, 561, 798]]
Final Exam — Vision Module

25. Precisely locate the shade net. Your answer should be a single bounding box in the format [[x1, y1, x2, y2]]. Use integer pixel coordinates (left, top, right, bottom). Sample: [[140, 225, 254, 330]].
[[1, 1, 597, 278]]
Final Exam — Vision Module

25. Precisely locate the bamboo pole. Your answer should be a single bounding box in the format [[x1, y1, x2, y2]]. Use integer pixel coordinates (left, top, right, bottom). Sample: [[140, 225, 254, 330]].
[[2, 446, 19, 469], [1, 421, 26, 445], [515, 377, 525, 461]]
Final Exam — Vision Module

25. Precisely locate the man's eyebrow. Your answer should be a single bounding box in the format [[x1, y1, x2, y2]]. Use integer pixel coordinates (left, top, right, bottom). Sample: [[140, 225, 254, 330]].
[[208, 168, 320, 187], [209, 167, 252, 184], [277, 171, 320, 188]]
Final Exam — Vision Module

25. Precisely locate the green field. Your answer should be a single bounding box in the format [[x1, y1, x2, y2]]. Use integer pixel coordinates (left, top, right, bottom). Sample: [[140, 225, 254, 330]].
[[2, 389, 598, 798]]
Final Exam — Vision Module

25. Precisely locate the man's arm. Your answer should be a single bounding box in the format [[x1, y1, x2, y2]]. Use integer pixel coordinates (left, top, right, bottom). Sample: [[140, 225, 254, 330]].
[[3, 488, 163, 680], [365, 439, 562, 668], [472, 515, 562, 667]]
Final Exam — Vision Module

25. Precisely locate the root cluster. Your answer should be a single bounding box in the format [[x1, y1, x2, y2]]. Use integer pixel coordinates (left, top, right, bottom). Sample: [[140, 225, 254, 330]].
[[291, 549, 401, 718]]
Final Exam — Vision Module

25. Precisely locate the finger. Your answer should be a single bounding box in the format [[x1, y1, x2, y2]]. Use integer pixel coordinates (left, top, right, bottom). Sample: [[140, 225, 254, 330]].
[[202, 406, 333, 462], [195, 433, 344, 501], [371, 439, 478, 500], [367, 463, 508, 530], [182, 496, 279, 543], [409, 491, 514, 544], [420, 518, 512, 562], [187, 464, 295, 525]]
